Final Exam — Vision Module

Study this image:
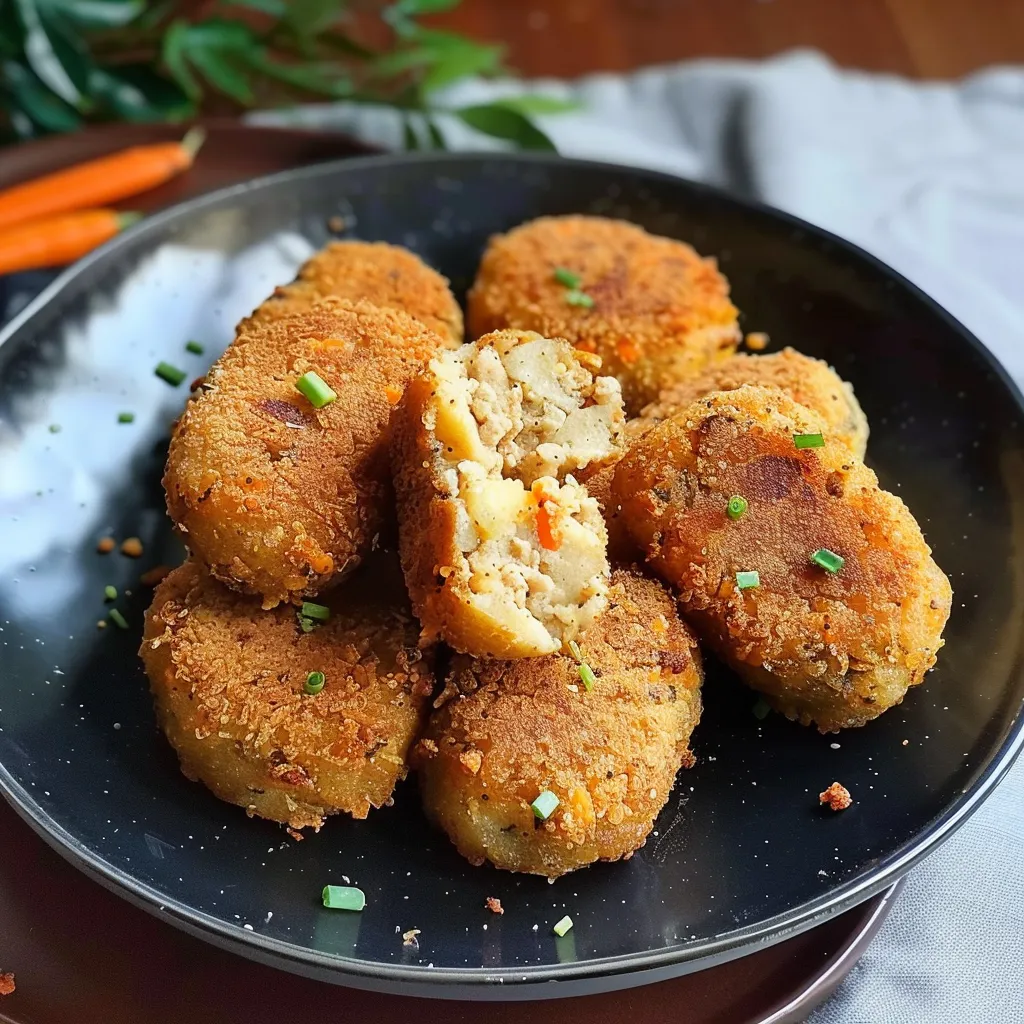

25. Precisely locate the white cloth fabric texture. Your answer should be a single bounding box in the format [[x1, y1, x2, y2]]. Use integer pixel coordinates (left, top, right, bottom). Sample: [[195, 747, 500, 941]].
[[251, 50, 1024, 1021]]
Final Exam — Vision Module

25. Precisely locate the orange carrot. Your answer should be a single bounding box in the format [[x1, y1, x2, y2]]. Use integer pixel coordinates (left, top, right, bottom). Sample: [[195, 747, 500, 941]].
[[536, 502, 561, 551], [0, 210, 142, 274], [0, 128, 204, 233]]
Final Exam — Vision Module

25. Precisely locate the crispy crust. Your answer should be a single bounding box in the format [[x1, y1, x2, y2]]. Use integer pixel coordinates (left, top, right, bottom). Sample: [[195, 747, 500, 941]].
[[639, 348, 869, 457], [141, 557, 434, 829], [466, 215, 740, 412], [244, 240, 464, 345], [613, 385, 951, 732], [164, 297, 446, 608], [414, 568, 703, 877]]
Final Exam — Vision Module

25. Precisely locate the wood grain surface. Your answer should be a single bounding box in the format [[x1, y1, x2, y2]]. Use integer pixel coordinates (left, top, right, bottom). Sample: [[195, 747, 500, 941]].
[[434, 0, 1024, 80]]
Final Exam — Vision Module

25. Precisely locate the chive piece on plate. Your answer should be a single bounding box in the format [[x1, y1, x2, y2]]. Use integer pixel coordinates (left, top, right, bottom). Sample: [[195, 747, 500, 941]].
[[185, 340, 204, 355], [117, 411, 135, 423], [553, 266, 581, 289], [297, 615, 316, 634], [793, 432, 825, 449], [155, 362, 187, 387], [295, 371, 337, 409], [578, 663, 597, 692], [104, 585, 117, 601], [108, 608, 129, 629], [811, 548, 845, 573], [553, 915, 574, 937], [727, 495, 748, 520], [305, 670, 325, 695], [48, 423, 61, 433], [565, 290, 594, 309], [300, 601, 330, 622], [736, 570, 760, 590], [531, 789, 559, 820], [322, 885, 366, 911]]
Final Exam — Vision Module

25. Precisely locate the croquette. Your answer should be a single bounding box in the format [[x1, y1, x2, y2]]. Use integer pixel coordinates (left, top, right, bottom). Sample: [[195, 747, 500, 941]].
[[466, 216, 740, 413], [613, 385, 951, 732], [414, 568, 703, 877], [391, 329, 626, 657], [141, 556, 434, 829], [245, 240, 463, 345], [164, 298, 447, 608], [639, 348, 869, 458]]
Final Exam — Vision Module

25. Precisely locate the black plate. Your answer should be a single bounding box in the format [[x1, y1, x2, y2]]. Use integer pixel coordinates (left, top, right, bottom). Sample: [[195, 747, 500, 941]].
[[1, 153, 1022, 999]]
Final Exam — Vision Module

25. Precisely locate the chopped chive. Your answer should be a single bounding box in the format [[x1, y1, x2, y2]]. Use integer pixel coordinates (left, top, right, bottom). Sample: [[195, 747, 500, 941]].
[[48, 423, 61, 433], [297, 615, 317, 634], [304, 670, 325, 695], [155, 361, 187, 386], [531, 789, 559, 820], [736, 570, 760, 590], [793, 432, 825, 449], [565, 290, 594, 309], [185, 340, 204, 355], [579, 663, 596, 692], [117, 412, 135, 424], [553, 266, 581, 289], [811, 548, 845, 573], [108, 608, 129, 630], [104, 585, 117, 601], [752, 697, 771, 720], [727, 495, 748, 520], [295, 371, 337, 409], [322, 885, 365, 911], [300, 601, 330, 622], [568, 640, 583, 662], [552, 915, 574, 937]]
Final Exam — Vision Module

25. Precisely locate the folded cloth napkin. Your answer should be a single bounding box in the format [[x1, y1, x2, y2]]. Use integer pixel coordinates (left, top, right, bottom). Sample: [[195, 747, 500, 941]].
[[251, 50, 1024, 1022]]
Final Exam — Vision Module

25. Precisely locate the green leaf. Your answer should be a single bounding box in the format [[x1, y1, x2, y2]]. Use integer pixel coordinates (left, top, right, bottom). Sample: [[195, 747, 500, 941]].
[[283, 0, 345, 36], [1, 58, 81, 131], [245, 52, 351, 97], [220, 0, 287, 14], [36, 5, 95, 95], [162, 19, 201, 98], [420, 38, 503, 93], [455, 102, 556, 151], [392, 0, 461, 13], [425, 116, 446, 149], [488, 95, 581, 115], [402, 114, 420, 150], [160, 19, 260, 106], [13, 0, 84, 106], [38, 0, 144, 29], [187, 47, 253, 104], [319, 30, 374, 60], [90, 64, 194, 122]]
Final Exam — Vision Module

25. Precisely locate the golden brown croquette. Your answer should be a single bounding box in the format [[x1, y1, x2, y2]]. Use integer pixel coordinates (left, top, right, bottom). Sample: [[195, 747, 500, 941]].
[[414, 568, 702, 877], [613, 385, 951, 732], [164, 298, 447, 608], [639, 348, 869, 458], [391, 329, 625, 658], [245, 240, 463, 345], [141, 556, 434, 830], [466, 216, 740, 412]]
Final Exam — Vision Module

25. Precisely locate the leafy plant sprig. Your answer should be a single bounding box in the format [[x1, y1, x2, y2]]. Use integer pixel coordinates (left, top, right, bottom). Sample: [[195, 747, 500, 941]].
[[0, 0, 576, 148]]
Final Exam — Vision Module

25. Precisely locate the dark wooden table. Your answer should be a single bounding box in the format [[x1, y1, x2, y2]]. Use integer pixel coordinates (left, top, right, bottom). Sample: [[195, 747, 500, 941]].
[[435, 0, 1024, 80]]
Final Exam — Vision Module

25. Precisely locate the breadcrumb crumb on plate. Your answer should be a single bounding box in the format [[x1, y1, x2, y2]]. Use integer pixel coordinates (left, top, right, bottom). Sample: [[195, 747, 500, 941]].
[[819, 782, 853, 811]]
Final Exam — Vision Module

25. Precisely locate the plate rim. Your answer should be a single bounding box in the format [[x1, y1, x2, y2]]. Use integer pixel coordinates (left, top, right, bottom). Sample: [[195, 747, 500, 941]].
[[2, 149, 1023, 995]]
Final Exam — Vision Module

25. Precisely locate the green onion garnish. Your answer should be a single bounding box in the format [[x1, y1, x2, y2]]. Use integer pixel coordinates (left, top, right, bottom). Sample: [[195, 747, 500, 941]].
[[185, 341, 204, 355], [793, 432, 824, 449], [322, 885, 365, 911], [104, 585, 117, 601], [117, 412, 135, 423], [553, 267, 581, 289], [531, 789, 559, 820], [565, 290, 595, 309], [552, 915, 574, 937], [108, 608, 128, 630], [568, 640, 583, 661], [727, 495, 748, 520], [295, 371, 337, 409], [579, 663, 596, 692], [752, 697, 771, 720], [736, 570, 760, 590], [305, 670, 325, 695], [297, 615, 316, 634], [301, 601, 330, 622], [48, 423, 61, 433], [810, 548, 845, 573], [155, 362, 187, 387]]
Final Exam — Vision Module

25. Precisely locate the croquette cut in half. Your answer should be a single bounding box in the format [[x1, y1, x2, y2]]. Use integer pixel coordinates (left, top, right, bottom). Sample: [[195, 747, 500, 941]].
[[414, 568, 703, 877], [391, 329, 626, 658], [141, 556, 434, 830], [639, 348, 870, 458], [245, 240, 464, 345], [164, 297, 448, 608], [466, 215, 741, 413], [613, 385, 952, 732]]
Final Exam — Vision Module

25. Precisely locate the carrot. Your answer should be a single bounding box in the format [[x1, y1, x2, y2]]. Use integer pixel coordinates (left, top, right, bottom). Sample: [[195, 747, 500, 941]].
[[0, 209, 142, 274], [536, 502, 561, 551], [0, 128, 205, 233]]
